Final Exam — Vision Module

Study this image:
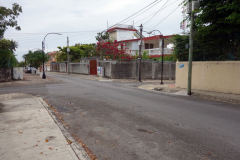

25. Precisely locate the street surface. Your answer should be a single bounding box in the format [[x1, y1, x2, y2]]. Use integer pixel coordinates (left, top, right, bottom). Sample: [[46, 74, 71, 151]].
[[0, 72, 240, 160]]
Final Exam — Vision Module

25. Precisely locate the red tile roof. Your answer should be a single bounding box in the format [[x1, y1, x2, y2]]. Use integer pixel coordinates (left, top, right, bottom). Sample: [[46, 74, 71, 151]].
[[47, 51, 59, 55]]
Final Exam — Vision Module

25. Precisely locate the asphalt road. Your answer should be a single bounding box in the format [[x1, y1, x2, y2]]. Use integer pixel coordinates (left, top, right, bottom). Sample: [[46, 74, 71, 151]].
[[1, 72, 240, 160]]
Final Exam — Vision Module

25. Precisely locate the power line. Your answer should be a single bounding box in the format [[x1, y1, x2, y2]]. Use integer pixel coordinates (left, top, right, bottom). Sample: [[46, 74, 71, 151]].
[[8, 31, 101, 41], [143, 0, 171, 25], [18, 32, 97, 44], [133, 0, 178, 25], [151, 5, 179, 30], [120, 0, 163, 25], [5, 30, 102, 35], [102, 0, 160, 32]]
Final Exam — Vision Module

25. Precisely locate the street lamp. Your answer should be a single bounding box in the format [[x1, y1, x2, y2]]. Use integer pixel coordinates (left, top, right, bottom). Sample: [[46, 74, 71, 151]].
[[42, 33, 62, 79], [146, 30, 164, 85]]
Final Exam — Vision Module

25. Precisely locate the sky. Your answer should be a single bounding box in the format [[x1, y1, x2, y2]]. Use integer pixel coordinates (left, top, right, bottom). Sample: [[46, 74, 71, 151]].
[[2, 0, 185, 61]]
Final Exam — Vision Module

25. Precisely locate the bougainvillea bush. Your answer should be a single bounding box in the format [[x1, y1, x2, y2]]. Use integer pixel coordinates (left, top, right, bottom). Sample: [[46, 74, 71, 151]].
[[96, 40, 133, 60]]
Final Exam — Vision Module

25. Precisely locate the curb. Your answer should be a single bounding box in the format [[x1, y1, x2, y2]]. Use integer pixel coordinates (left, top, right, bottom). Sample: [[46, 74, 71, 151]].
[[37, 97, 91, 160]]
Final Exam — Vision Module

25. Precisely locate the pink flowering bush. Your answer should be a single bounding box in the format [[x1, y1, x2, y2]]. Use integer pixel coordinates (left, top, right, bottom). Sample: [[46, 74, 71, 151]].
[[96, 40, 133, 60]]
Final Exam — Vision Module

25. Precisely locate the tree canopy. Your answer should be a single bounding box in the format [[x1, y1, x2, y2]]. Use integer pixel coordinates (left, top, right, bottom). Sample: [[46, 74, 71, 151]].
[[175, 0, 240, 61], [23, 50, 48, 69], [194, 0, 240, 56], [0, 3, 22, 38], [56, 44, 96, 62], [0, 38, 18, 68], [95, 32, 109, 42]]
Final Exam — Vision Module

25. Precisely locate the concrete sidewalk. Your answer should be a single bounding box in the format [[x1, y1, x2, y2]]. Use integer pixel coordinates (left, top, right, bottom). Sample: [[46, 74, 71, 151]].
[[0, 93, 90, 160], [138, 83, 240, 105], [0, 73, 60, 87]]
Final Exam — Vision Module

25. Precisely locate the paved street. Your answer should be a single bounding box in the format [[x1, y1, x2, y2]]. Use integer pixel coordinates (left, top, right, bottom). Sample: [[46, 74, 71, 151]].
[[1, 72, 240, 160]]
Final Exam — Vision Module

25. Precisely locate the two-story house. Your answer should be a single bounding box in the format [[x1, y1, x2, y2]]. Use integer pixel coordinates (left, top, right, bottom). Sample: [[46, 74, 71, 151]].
[[107, 24, 173, 58]]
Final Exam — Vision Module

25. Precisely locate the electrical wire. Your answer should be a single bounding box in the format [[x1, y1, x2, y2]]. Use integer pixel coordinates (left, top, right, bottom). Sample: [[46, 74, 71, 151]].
[[133, 0, 179, 25], [119, 0, 163, 25], [18, 32, 98, 44], [9, 31, 101, 41], [151, 5, 179, 30], [102, 0, 160, 32], [143, 0, 171, 25], [5, 30, 102, 35]]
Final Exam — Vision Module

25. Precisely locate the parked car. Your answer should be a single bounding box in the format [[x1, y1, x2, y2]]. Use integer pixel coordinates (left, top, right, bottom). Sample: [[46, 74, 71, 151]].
[[25, 67, 31, 73], [25, 67, 37, 74]]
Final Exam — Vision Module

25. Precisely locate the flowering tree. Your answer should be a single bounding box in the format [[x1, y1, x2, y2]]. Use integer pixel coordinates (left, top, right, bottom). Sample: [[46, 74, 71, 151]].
[[96, 40, 132, 60]]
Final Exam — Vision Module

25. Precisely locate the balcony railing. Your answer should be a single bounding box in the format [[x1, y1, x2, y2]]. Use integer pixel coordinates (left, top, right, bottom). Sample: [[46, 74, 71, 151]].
[[146, 48, 173, 55], [129, 48, 173, 56]]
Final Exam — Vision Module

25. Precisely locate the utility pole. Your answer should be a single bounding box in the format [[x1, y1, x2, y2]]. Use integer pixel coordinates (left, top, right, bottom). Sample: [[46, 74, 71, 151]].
[[138, 24, 143, 82], [67, 37, 70, 75], [161, 35, 164, 85], [187, 0, 199, 95]]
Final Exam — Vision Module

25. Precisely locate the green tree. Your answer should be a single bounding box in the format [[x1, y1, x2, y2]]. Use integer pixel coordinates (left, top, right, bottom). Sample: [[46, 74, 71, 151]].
[[182, 0, 240, 60], [95, 32, 109, 42], [23, 50, 48, 69], [0, 3, 22, 38], [56, 44, 96, 62], [18, 61, 25, 67], [0, 38, 18, 68]]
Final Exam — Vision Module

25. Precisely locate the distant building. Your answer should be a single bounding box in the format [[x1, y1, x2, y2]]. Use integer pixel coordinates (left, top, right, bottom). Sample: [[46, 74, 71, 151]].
[[107, 24, 174, 58], [41, 51, 60, 72]]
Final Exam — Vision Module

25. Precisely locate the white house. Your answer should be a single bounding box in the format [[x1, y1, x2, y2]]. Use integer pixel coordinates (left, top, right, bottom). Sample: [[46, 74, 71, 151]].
[[107, 24, 174, 58]]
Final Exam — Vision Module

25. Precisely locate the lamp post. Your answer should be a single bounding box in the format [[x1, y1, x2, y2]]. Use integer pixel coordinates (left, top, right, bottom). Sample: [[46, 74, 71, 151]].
[[42, 33, 62, 79], [147, 30, 164, 85]]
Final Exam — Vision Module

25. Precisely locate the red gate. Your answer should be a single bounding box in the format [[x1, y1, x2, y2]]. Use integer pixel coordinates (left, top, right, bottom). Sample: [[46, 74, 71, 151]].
[[90, 60, 97, 75]]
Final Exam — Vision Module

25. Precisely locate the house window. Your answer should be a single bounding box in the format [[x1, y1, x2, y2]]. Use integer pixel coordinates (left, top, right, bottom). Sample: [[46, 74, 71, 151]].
[[145, 43, 149, 49], [145, 43, 154, 49], [150, 44, 154, 49]]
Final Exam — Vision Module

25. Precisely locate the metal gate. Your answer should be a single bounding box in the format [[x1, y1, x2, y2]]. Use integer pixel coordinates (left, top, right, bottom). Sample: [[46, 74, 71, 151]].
[[90, 60, 97, 75]]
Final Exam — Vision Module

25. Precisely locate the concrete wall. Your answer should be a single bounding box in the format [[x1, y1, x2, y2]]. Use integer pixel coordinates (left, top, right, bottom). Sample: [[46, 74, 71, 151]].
[[176, 61, 240, 94], [51, 63, 60, 72], [98, 60, 175, 80], [79, 60, 89, 74], [98, 61, 111, 77], [60, 63, 66, 72], [111, 60, 138, 79], [69, 63, 80, 74], [46, 65, 51, 71], [117, 30, 135, 41], [0, 68, 11, 82], [109, 31, 117, 41], [59, 60, 89, 74], [69, 60, 89, 74], [12, 67, 23, 80]]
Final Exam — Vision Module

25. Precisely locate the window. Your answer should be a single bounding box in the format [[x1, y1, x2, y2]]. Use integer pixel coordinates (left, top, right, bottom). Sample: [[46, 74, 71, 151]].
[[150, 44, 154, 49], [145, 43, 154, 49], [145, 43, 149, 49]]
